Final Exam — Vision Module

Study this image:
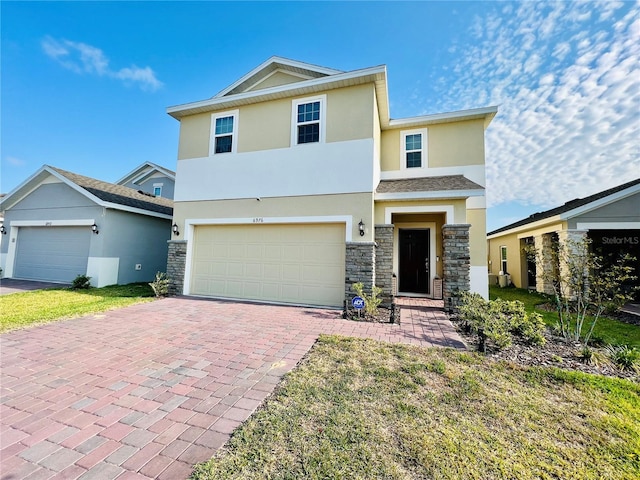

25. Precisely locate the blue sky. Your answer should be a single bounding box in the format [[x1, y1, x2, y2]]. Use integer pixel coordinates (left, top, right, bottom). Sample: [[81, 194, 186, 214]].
[[2, 1, 638, 232]]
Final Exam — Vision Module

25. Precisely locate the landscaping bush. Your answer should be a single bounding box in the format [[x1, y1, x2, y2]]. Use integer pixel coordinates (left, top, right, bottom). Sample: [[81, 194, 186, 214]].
[[606, 345, 640, 372], [351, 282, 382, 317], [71, 274, 91, 289], [149, 272, 170, 297], [457, 292, 546, 352]]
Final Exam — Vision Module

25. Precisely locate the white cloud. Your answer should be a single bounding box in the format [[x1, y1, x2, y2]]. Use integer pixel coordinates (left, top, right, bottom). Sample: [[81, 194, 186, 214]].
[[430, 0, 639, 210], [5, 156, 26, 167], [42, 36, 162, 92]]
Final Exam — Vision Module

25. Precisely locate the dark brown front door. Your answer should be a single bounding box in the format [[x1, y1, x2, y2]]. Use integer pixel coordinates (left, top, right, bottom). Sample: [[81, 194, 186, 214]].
[[399, 229, 429, 294]]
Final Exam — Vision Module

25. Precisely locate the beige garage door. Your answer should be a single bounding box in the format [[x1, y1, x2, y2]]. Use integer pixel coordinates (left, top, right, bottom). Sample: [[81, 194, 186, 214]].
[[191, 223, 345, 307]]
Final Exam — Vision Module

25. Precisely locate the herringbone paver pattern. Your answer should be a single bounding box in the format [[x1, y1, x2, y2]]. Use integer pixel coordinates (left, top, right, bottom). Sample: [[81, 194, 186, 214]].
[[0, 296, 464, 479]]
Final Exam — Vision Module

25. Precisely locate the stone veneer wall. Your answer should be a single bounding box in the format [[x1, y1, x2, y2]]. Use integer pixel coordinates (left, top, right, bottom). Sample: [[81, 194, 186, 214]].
[[534, 233, 556, 295], [442, 224, 470, 312], [167, 240, 187, 296], [345, 242, 376, 301], [374, 225, 394, 303]]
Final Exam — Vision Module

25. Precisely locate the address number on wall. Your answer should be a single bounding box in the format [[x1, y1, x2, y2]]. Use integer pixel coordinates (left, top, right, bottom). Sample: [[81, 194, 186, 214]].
[[253, 217, 264, 223]]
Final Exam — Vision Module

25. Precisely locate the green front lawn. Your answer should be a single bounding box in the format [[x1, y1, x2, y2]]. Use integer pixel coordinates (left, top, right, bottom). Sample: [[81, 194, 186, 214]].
[[192, 336, 640, 479], [490, 285, 640, 348], [0, 283, 155, 333]]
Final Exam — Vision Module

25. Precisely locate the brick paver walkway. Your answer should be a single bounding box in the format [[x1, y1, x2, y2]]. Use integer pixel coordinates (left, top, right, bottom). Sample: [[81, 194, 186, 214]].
[[1, 296, 464, 479]]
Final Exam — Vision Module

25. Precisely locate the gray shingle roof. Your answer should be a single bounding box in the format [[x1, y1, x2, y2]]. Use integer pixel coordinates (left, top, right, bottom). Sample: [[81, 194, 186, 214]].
[[487, 177, 640, 236], [376, 175, 483, 194], [50, 166, 173, 216]]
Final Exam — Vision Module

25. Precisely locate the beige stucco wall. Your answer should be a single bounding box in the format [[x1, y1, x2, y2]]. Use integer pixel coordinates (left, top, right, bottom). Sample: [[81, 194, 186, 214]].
[[247, 71, 305, 91], [173, 192, 375, 242], [487, 220, 567, 288], [467, 208, 487, 267], [373, 199, 467, 225], [380, 118, 486, 171], [177, 84, 375, 160]]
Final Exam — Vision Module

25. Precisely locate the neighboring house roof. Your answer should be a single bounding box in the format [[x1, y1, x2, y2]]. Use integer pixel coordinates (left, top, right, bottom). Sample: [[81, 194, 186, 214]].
[[115, 161, 176, 186], [0, 165, 173, 219], [487, 177, 640, 237], [166, 56, 497, 130], [375, 175, 484, 201]]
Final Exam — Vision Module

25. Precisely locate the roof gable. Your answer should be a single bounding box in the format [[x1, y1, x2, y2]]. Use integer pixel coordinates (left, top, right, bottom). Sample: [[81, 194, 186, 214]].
[[215, 56, 343, 98], [487, 177, 640, 237], [116, 162, 175, 186], [0, 165, 173, 219]]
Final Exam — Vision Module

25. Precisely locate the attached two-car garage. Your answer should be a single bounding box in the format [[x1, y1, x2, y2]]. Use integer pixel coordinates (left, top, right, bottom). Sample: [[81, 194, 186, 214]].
[[190, 223, 345, 307], [13, 226, 91, 283]]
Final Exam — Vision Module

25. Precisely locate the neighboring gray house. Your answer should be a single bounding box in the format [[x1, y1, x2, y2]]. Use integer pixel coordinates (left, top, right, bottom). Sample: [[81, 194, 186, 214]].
[[0, 165, 173, 286], [116, 162, 176, 199]]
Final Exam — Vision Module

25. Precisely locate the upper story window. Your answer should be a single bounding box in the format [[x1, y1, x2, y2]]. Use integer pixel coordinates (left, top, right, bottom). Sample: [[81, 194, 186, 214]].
[[210, 110, 239, 155], [401, 129, 427, 169], [291, 95, 326, 146], [153, 184, 163, 197]]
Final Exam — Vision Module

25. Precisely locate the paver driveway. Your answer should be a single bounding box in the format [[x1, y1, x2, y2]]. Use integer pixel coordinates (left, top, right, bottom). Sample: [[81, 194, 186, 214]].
[[1, 296, 464, 479]]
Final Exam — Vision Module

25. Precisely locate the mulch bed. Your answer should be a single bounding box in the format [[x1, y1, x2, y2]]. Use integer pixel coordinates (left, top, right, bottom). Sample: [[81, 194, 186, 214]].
[[343, 304, 400, 323], [450, 316, 639, 382]]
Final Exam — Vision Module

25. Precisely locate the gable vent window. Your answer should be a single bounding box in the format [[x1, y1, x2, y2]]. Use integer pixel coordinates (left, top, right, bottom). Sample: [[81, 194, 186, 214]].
[[210, 110, 238, 155], [292, 95, 326, 146], [401, 129, 427, 169]]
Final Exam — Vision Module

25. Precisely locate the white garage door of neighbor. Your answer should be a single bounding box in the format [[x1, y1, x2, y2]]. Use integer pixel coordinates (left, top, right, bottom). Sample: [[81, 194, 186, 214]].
[[14, 226, 91, 283], [191, 223, 346, 307]]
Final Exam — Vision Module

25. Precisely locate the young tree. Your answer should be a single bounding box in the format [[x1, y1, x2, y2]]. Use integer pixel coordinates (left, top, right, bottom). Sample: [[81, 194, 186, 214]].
[[529, 235, 637, 345]]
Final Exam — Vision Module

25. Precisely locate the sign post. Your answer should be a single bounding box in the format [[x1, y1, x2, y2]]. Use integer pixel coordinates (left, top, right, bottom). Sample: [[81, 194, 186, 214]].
[[352, 296, 365, 319]]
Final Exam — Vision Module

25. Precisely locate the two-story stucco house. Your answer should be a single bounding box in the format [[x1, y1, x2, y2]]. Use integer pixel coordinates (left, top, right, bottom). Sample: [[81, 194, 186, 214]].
[[166, 57, 497, 310]]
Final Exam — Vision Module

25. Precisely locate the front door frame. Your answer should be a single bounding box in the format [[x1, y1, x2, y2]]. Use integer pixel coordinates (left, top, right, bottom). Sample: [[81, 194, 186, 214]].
[[394, 222, 437, 298]]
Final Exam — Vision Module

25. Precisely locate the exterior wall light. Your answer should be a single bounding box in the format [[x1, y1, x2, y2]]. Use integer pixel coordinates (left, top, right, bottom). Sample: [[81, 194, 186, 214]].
[[358, 219, 365, 237], [0, 225, 6, 235], [172, 223, 180, 236], [91, 223, 99, 235]]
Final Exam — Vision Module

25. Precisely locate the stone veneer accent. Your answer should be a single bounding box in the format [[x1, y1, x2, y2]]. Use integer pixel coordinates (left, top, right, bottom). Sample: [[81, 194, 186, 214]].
[[374, 225, 394, 303], [442, 224, 470, 312], [534, 233, 556, 295], [345, 242, 376, 301], [167, 240, 187, 296]]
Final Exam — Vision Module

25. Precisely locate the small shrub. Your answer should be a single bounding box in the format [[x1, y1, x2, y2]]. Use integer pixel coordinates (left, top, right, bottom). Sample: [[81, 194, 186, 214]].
[[71, 274, 91, 289], [149, 272, 170, 297], [352, 282, 382, 317], [605, 345, 640, 372], [578, 346, 610, 367], [458, 292, 547, 352]]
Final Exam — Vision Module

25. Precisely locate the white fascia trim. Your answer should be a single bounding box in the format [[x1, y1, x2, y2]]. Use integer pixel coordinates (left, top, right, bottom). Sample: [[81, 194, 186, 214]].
[[387, 105, 498, 129], [115, 163, 176, 185], [384, 205, 455, 224], [10, 219, 96, 227], [0, 165, 53, 210], [577, 222, 640, 230], [102, 203, 173, 220], [375, 190, 483, 201], [245, 68, 315, 92], [167, 65, 386, 118], [215, 56, 344, 98], [560, 183, 640, 220], [487, 215, 564, 240], [184, 215, 353, 242]]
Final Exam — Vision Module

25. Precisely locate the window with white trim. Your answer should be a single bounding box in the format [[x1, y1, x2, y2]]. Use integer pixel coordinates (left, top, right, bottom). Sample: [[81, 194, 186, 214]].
[[401, 129, 427, 169], [291, 95, 326, 146], [500, 246, 508, 274], [153, 185, 162, 197], [210, 110, 239, 155]]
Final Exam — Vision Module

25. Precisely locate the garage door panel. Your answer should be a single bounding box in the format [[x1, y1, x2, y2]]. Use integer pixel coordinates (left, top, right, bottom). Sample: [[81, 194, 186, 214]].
[[14, 226, 90, 283], [191, 224, 345, 307]]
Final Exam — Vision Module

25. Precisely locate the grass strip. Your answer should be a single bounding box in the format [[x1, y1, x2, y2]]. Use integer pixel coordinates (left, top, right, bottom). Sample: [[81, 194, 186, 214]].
[[192, 335, 640, 480], [0, 283, 155, 333]]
